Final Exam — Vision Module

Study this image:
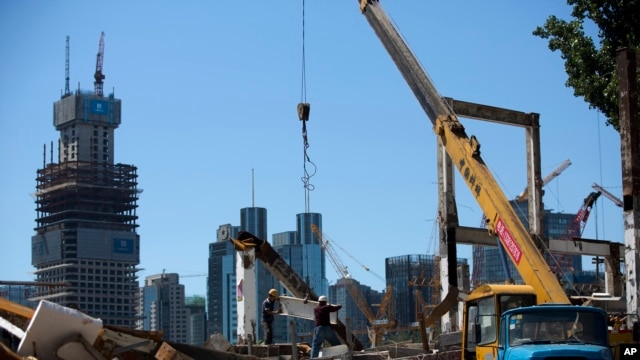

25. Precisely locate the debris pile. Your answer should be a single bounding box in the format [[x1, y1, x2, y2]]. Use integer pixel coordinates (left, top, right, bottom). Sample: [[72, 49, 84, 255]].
[[0, 297, 297, 360]]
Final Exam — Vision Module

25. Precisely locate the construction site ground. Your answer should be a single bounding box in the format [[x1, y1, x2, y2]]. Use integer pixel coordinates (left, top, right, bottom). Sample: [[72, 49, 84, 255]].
[[1, 296, 463, 360]]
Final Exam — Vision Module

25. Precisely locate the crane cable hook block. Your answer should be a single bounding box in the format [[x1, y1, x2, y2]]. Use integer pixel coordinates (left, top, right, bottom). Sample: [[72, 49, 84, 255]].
[[297, 102, 310, 121]]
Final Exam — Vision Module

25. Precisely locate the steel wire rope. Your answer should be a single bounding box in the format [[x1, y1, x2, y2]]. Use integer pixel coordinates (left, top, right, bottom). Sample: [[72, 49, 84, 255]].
[[299, 0, 316, 213]]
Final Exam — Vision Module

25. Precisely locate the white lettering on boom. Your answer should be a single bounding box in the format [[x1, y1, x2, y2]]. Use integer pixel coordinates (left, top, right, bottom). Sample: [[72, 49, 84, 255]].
[[496, 218, 522, 265]]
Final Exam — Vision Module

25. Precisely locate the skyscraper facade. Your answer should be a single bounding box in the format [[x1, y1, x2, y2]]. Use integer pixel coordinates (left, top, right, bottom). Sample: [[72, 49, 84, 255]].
[[296, 212, 327, 295], [207, 223, 240, 342], [185, 295, 207, 345], [139, 273, 187, 343], [31, 88, 140, 327], [329, 278, 383, 347]]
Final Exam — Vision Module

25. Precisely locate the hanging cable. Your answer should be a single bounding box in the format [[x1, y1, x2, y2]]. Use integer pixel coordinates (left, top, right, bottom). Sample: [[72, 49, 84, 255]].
[[300, 0, 307, 105], [298, 0, 314, 213]]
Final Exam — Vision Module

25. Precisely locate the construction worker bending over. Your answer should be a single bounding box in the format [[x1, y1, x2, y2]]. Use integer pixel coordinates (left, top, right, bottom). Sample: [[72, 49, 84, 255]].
[[311, 295, 342, 358]]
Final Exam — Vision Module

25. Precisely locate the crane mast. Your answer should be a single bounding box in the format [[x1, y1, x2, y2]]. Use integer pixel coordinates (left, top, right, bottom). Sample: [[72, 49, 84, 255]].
[[358, 1, 568, 304], [94, 32, 105, 96]]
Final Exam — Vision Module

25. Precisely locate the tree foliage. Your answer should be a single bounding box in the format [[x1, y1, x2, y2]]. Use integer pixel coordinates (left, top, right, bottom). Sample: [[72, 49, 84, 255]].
[[533, 0, 639, 131]]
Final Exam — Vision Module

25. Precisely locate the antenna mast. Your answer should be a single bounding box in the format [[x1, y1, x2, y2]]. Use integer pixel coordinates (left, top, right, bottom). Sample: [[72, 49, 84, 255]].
[[94, 32, 105, 96], [64, 36, 70, 97], [252, 168, 255, 207]]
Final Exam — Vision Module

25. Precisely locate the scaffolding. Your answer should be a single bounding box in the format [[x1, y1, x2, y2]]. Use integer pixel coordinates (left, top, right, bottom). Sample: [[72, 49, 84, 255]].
[[34, 160, 139, 234]]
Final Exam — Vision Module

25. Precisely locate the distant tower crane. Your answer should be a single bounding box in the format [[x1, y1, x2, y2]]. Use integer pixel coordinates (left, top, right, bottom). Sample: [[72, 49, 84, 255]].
[[551, 191, 601, 280], [592, 182, 623, 207], [94, 32, 105, 96], [64, 35, 70, 97], [516, 159, 572, 202], [310, 224, 393, 347]]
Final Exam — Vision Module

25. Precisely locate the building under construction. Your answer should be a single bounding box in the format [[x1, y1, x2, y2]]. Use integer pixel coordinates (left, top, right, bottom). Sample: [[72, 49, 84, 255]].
[[30, 33, 141, 327], [385, 255, 469, 331]]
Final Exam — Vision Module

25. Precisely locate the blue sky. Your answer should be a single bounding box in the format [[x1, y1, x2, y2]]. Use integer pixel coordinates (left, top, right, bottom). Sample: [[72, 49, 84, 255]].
[[0, 1, 624, 297]]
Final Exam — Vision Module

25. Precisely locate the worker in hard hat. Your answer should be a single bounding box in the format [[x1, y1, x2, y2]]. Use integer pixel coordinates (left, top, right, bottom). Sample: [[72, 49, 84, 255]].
[[261, 288, 282, 345], [310, 295, 342, 358]]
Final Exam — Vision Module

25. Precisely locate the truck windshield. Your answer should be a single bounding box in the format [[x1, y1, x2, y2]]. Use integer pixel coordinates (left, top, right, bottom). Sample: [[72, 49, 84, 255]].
[[507, 309, 608, 347]]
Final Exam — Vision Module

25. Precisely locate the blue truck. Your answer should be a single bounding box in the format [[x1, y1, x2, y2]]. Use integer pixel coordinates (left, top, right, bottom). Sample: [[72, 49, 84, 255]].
[[495, 304, 612, 360]]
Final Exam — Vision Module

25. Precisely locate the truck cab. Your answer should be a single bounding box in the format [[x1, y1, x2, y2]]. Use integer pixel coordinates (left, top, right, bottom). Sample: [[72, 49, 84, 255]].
[[461, 284, 612, 360], [497, 305, 612, 360]]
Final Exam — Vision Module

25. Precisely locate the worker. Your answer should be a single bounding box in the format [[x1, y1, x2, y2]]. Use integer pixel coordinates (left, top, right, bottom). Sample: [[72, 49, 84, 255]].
[[262, 288, 281, 345], [310, 295, 342, 358]]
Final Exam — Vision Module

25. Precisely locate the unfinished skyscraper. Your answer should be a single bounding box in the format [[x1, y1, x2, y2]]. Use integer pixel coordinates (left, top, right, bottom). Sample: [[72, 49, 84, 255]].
[[30, 34, 140, 327]]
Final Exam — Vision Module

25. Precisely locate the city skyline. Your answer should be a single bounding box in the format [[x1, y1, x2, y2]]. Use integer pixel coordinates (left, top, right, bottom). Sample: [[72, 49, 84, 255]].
[[1, 2, 626, 298]]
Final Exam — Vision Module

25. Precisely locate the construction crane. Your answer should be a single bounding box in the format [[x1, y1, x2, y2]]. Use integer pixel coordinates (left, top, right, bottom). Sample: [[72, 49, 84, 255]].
[[592, 182, 623, 207], [180, 273, 207, 278], [475, 159, 572, 285], [550, 191, 601, 283], [310, 224, 392, 347], [515, 159, 571, 202], [409, 268, 441, 352], [94, 32, 105, 96], [64, 35, 71, 97], [355, 2, 621, 358]]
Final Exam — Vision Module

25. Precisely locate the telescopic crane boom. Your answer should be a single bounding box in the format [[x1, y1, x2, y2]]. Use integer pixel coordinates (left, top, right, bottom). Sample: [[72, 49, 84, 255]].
[[355, 2, 620, 358], [357, 0, 568, 305]]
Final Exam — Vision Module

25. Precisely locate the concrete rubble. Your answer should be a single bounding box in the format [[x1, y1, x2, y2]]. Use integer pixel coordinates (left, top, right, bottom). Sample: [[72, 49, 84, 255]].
[[1, 297, 460, 360]]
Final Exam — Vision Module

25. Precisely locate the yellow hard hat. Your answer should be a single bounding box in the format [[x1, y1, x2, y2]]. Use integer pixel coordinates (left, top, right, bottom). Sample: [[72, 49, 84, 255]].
[[269, 289, 278, 297]]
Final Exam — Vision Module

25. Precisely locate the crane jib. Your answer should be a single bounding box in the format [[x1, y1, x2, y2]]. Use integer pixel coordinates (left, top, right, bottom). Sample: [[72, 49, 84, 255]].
[[495, 218, 523, 265]]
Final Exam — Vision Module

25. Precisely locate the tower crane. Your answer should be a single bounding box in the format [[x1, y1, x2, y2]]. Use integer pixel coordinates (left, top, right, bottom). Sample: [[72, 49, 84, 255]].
[[94, 32, 105, 96], [592, 182, 623, 207], [310, 224, 393, 347], [550, 191, 601, 281], [515, 159, 571, 202], [64, 35, 70, 97]]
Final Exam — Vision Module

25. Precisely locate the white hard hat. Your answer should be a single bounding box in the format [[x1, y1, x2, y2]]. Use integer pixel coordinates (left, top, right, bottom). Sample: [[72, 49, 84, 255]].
[[318, 295, 328, 302]]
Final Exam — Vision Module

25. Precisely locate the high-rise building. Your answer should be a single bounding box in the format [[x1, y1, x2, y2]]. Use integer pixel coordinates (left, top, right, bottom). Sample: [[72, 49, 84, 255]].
[[329, 278, 383, 347], [207, 223, 241, 343], [31, 85, 140, 327], [295, 212, 326, 295], [138, 273, 187, 343], [385, 254, 468, 328], [185, 295, 207, 346], [0, 285, 37, 309]]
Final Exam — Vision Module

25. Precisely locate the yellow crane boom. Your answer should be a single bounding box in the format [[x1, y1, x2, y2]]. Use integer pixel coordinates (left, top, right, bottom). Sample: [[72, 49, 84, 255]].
[[357, 0, 568, 305]]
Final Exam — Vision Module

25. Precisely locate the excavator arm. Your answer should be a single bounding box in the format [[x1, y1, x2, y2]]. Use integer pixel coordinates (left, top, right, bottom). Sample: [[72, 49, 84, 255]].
[[356, 1, 569, 304]]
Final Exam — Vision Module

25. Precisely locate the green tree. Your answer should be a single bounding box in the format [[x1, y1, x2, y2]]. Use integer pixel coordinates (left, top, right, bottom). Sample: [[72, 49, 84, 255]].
[[533, 0, 639, 131]]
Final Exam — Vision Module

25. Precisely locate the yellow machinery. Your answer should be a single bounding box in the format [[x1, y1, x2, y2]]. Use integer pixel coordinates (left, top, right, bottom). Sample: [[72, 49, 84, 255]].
[[356, 1, 637, 358]]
